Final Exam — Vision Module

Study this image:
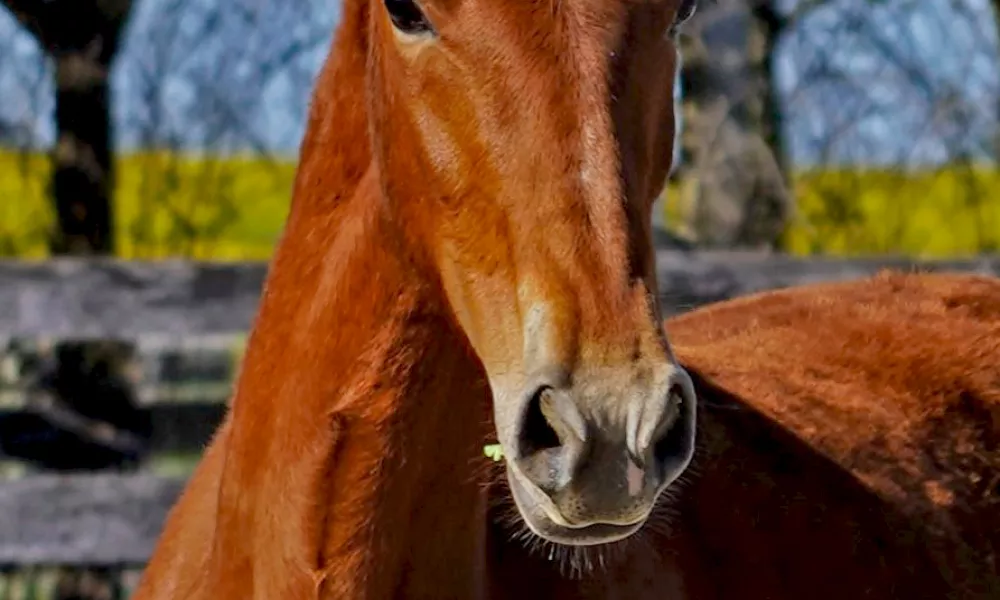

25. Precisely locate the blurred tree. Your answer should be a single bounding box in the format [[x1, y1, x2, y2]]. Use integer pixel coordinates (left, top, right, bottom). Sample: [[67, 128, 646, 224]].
[[990, 0, 1000, 160], [746, 0, 788, 178], [1, 0, 132, 254], [672, 0, 797, 250], [673, 1, 787, 249]]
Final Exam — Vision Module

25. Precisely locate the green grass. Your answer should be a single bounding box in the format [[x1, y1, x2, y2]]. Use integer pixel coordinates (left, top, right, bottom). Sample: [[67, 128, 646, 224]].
[[4, 150, 1000, 259]]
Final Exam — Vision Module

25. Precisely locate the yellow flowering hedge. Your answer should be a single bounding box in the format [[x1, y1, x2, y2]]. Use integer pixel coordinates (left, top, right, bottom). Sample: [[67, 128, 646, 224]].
[[662, 166, 1000, 257], [0, 150, 294, 260], [3, 150, 999, 259]]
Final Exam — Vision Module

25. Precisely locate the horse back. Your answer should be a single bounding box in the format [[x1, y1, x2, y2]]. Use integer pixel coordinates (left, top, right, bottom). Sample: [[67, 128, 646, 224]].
[[667, 271, 1000, 598]]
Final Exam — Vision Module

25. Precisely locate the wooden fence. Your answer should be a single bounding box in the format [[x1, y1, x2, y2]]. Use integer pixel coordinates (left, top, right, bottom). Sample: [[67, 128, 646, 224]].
[[0, 251, 998, 596]]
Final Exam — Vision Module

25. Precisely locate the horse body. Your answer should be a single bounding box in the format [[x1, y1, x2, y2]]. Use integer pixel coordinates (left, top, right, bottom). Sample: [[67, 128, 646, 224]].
[[668, 273, 1000, 599], [133, 0, 999, 597]]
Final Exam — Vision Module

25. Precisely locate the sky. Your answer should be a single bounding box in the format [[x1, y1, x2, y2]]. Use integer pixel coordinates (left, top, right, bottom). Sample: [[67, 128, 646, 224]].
[[0, 0, 997, 167]]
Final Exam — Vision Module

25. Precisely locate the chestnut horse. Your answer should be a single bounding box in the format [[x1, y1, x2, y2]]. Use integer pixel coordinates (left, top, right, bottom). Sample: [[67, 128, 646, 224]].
[[133, 0, 1000, 597]]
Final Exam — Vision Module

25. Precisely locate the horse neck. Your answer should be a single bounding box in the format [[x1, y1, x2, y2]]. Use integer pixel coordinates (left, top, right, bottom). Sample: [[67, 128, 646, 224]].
[[201, 16, 493, 598], [208, 173, 493, 599]]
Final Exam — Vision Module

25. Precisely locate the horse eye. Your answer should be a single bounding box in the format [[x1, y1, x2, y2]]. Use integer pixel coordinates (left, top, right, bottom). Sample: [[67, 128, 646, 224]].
[[384, 0, 435, 36]]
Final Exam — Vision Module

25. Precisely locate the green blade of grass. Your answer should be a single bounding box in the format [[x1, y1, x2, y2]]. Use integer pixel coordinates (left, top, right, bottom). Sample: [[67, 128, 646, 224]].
[[483, 443, 504, 462]]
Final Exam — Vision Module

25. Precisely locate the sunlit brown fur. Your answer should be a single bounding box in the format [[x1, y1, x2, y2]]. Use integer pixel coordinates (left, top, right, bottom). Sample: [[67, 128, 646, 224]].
[[132, 0, 999, 597]]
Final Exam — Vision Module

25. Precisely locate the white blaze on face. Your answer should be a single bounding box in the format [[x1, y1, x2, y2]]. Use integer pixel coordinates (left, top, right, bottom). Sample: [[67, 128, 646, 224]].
[[627, 458, 644, 497]]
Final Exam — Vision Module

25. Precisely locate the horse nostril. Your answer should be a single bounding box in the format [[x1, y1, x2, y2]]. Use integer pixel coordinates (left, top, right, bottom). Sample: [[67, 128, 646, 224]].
[[515, 385, 589, 492], [517, 385, 562, 457], [652, 385, 694, 477]]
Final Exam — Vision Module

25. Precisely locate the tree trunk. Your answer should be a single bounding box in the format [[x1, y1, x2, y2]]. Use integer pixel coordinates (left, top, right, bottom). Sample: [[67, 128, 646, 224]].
[[747, 1, 789, 180], [672, 0, 793, 250], [50, 49, 115, 254]]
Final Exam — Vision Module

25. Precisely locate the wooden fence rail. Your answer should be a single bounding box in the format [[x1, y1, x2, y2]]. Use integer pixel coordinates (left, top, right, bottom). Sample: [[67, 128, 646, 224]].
[[3, 253, 998, 337], [0, 401, 226, 458], [0, 252, 998, 568]]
